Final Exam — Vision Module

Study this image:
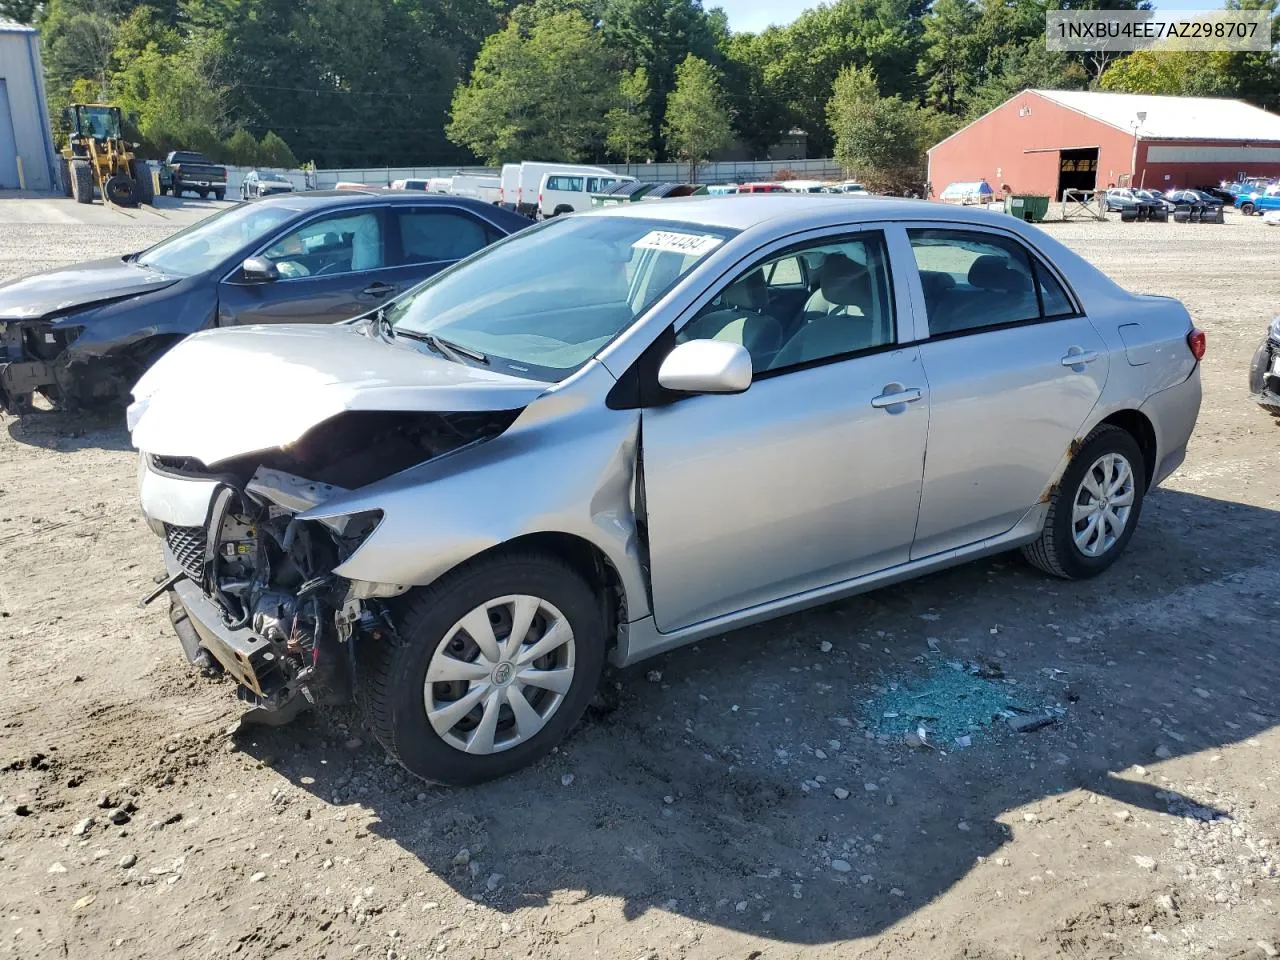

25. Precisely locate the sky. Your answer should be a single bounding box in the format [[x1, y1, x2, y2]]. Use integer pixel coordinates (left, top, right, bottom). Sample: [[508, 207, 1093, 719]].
[[717, 0, 1226, 35]]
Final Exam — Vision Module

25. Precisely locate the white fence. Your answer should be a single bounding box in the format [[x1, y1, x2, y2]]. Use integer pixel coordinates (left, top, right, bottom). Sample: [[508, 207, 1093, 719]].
[[201, 158, 847, 198]]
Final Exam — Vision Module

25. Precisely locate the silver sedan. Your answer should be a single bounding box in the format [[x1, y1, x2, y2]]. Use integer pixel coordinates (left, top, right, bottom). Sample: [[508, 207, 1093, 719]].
[[129, 196, 1204, 784]]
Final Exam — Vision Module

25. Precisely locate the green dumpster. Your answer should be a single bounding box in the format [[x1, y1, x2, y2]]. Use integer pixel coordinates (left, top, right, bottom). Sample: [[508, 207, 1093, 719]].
[[1004, 194, 1049, 223]]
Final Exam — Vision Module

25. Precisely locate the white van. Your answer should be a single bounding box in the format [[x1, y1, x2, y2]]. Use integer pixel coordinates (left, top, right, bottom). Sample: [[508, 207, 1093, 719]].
[[536, 169, 636, 217], [512, 162, 626, 217], [499, 164, 522, 207], [390, 179, 428, 191], [450, 174, 502, 204], [427, 177, 452, 194]]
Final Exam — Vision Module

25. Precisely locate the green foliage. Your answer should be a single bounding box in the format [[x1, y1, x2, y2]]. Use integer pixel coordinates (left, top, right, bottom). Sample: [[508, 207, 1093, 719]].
[[448, 10, 616, 164], [828, 64, 953, 190], [30, 0, 1280, 174], [223, 127, 260, 166], [1099, 51, 1236, 97], [606, 67, 653, 162], [257, 131, 298, 167], [662, 54, 732, 168]]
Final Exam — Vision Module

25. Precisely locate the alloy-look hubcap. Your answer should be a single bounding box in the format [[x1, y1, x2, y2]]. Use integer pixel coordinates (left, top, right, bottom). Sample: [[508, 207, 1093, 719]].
[[424, 595, 576, 755], [1072, 452, 1136, 558]]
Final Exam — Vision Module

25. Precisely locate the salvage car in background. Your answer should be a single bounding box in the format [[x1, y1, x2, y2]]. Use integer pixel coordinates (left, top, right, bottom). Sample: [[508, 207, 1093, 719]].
[[1249, 315, 1280, 415], [1235, 184, 1280, 216], [239, 169, 296, 199], [0, 191, 530, 413], [128, 196, 1204, 785]]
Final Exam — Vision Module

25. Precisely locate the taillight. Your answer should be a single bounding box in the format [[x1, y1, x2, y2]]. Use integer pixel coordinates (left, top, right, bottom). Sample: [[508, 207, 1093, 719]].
[[1187, 327, 1206, 360], [538, 192, 543, 206]]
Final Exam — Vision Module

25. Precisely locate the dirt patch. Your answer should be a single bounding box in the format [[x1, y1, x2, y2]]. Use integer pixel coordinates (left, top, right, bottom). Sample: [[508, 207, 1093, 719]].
[[0, 208, 1277, 959]]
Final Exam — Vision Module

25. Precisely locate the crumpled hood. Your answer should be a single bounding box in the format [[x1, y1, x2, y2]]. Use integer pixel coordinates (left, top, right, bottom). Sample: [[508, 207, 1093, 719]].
[[129, 323, 549, 465], [0, 257, 179, 321]]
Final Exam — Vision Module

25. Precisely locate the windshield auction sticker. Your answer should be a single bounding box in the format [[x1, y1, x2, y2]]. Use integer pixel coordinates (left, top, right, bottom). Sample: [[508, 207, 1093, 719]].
[[1046, 9, 1270, 52], [633, 231, 724, 256]]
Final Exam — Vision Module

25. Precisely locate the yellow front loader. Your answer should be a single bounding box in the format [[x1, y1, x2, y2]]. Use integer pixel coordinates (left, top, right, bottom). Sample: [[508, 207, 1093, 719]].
[[58, 104, 153, 207]]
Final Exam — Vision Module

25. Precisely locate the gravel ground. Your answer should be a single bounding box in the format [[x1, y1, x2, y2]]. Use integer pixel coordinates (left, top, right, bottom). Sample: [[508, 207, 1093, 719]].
[[0, 198, 1277, 960]]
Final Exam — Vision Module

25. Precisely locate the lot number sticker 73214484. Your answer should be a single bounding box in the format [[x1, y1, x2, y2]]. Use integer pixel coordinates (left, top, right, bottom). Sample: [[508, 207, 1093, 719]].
[[632, 231, 724, 256]]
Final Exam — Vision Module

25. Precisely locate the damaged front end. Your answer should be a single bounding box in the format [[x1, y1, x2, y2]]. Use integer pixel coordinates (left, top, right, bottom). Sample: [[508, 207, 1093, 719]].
[[147, 409, 518, 716], [0, 318, 88, 414], [1249, 318, 1280, 414]]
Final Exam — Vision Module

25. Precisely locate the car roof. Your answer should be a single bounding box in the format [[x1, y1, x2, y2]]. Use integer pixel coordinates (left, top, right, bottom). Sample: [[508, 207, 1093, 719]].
[[253, 190, 499, 210], [247, 190, 532, 231], [576, 194, 1020, 232]]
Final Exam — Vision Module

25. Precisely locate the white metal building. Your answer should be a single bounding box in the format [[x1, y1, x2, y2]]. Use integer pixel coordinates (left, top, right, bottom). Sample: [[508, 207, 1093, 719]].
[[0, 20, 58, 192]]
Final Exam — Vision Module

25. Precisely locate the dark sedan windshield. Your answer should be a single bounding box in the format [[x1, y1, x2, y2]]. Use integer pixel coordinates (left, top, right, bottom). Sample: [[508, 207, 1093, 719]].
[[387, 215, 737, 381], [136, 203, 301, 277]]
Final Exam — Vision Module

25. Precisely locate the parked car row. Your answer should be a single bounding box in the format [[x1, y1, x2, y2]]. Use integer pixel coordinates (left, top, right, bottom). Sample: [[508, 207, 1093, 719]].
[[1102, 187, 1225, 214]]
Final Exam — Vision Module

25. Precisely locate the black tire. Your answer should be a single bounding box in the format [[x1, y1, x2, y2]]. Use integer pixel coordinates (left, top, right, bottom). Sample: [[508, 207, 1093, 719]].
[[70, 159, 94, 204], [60, 158, 72, 197], [213, 188, 225, 202], [551, 203, 575, 217], [1241, 201, 1255, 215], [1022, 424, 1146, 580], [104, 173, 139, 207], [131, 161, 154, 205], [359, 551, 607, 786]]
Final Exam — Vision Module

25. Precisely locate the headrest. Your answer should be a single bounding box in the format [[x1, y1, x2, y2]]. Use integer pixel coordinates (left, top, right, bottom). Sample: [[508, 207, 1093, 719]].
[[722, 268, 768, 312], [819, 253, 871, 307], [968, 255, 1030, 293]]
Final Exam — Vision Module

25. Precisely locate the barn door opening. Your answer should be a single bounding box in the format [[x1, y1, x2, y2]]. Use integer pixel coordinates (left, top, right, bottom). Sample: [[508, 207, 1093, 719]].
[[1056, 148, 1098, 199]]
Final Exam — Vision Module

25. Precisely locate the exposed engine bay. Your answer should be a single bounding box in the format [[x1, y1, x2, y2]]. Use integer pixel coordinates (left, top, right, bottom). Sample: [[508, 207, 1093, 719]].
[[155, 408, 520, 712]]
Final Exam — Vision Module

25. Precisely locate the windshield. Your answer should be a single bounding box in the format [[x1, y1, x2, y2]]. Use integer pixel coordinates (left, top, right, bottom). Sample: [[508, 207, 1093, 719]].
[[387, 216, 737, 381], [136, 203, 300, 277], [78, 106, 120, 140]]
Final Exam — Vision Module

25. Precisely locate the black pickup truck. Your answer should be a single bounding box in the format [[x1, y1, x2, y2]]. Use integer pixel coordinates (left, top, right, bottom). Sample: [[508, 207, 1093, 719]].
[[158, 151, 228, 200]]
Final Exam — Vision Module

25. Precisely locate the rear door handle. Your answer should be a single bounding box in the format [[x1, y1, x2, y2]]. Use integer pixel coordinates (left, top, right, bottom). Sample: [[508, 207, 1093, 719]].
[[870, 387, 922, 409], [1061, 348, 1100, 366], [362, 282, 396, 297]]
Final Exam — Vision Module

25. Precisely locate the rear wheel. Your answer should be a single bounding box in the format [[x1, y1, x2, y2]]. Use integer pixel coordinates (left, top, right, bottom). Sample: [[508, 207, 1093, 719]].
[[213, 188, 225, 202], [70, 160, 94, 204], [1022, 425, 1146, 580], [359, 551, 607, 785], [60, 159, 72, 197]]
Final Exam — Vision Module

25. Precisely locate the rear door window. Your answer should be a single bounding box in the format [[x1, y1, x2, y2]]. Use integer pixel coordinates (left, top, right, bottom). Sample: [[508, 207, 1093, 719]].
[[394, 208, 493, 265], [907, 229, 1075, 336]]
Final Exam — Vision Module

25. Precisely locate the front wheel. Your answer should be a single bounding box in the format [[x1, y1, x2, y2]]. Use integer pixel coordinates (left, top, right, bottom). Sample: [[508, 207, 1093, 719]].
[[1241, 201, 1256, 215], [359, 552, 607, 785], [1022, 425, 1146, 580]]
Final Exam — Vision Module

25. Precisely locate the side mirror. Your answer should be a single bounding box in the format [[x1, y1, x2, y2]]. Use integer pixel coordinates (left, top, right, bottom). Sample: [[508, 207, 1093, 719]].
[[240, 256, 279, 283], [657, 339, 752, 394]]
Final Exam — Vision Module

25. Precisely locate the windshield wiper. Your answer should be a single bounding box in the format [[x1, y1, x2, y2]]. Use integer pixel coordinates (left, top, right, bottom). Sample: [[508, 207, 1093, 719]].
[[396, 329, 489, 365]]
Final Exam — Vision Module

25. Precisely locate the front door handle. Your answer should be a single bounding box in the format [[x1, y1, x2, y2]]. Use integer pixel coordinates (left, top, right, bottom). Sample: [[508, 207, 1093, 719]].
[[1061, 348, 1100, 366], [362, 282, 396, 297], [870, 386, 922, 409]]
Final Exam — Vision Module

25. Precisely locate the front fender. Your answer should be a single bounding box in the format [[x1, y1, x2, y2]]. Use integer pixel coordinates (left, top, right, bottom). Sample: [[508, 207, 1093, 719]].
[[299, 370, 652, 621], [61, 283, 217, 359]]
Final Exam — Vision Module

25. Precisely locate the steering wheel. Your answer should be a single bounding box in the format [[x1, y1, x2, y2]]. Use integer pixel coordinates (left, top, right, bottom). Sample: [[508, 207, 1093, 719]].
[[312, 260, 344, 277]]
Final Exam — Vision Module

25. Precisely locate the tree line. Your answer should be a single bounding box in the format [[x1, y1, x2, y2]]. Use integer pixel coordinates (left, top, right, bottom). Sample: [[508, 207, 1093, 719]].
[[3, 0, 1278, 187]]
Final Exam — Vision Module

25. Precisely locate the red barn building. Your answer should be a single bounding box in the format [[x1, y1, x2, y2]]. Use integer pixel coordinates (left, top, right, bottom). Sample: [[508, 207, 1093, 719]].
[[928, 89, 1280, 199]]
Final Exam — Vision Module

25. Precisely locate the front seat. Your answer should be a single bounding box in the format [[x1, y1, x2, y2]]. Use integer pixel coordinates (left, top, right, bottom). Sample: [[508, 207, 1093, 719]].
[[681, 269, 783, 367], [771, 256, 877, 368]]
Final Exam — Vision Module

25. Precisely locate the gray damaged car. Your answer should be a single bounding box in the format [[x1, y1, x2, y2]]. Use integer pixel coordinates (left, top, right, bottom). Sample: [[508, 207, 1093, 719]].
[[131, 196, 1203, 784]]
